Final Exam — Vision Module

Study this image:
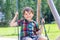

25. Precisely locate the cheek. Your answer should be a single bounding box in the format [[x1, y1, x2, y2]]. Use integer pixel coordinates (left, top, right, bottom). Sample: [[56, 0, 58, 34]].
[[30, 14, 34, 17], [24, 15, 27, 18], [24, 14, 33, 19], [30, 15, 33, 18], [24, 15, 29, 19]]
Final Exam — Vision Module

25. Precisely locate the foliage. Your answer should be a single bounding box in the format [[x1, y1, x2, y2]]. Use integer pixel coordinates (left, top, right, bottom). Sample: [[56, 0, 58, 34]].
[[0, 0, 60, 26]]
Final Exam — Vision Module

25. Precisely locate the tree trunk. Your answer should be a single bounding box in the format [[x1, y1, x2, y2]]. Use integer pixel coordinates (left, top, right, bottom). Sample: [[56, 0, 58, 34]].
[[37, 0, 41, 25]]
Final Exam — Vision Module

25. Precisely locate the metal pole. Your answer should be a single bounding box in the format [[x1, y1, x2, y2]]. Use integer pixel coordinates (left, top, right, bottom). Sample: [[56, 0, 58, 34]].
[[43, 23, 49, 40], [16, 0, 18, 11], [16, 0, 19, 40], [47, 0, 60, 29]]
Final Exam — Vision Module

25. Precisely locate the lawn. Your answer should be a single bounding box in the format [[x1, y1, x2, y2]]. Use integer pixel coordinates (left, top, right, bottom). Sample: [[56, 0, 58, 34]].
[[0, 27, 18, 37], [44, 24, 60, 40], [0, 24, 60, 40]]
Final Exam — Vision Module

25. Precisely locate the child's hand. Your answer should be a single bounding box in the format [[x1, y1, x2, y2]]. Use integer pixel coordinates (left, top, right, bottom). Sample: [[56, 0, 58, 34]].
[[41, 18, 45, 26], [42, 18, 45, 24], [15, 11, 18, 17], [36, 30, 41, 35]]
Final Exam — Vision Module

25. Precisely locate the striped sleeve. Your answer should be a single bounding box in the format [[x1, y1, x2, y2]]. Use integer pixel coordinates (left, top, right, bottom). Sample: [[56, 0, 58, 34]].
[[17, 20, 21, 26], [34, 21, 39, 32], [35, 22, 39, 31]]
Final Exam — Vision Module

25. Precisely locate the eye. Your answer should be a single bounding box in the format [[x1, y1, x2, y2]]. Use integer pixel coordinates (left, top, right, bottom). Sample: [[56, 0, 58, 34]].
[[29, 13, 31, 15]]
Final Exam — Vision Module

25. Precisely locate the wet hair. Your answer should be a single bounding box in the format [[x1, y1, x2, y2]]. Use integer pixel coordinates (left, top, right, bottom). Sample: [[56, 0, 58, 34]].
[[22, 7, 34, 14]]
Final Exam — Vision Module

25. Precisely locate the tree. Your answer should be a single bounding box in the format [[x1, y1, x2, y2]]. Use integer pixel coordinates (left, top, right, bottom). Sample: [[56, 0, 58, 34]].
[[3, 0, 16, 26]]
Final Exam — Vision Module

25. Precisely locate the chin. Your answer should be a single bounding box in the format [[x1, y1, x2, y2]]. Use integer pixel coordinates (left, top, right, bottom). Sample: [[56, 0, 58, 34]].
[[27, 19, 31, 20]]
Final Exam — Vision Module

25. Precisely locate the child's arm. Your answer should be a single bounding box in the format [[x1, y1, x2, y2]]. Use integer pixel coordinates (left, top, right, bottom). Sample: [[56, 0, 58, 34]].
[[36, 25, 44, 35], [10, 12, 18, 27], [36, 18, 45, 35]]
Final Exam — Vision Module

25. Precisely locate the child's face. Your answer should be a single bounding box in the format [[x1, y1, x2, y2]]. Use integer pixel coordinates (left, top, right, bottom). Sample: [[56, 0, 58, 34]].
[[23, 11, 34, 21]]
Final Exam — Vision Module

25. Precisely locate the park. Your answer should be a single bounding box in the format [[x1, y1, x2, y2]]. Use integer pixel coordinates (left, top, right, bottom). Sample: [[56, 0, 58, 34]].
[[0, 0, 60, 40]]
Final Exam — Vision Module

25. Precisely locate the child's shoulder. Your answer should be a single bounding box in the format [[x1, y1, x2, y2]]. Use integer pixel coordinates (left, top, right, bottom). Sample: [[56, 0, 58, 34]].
[[18, 19, 24, 23], [33, 20, 37, 23], [17, 19, 24, 26]]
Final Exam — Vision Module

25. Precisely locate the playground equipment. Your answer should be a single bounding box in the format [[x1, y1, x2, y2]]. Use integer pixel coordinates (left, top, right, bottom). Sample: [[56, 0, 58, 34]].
[[16, 0, 19, 40], [47, 0, 60, 29], [47, 0, 60, 40]]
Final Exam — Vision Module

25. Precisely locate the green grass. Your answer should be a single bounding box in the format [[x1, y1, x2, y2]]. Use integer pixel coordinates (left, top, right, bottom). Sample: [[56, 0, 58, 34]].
[[0, 24, 60, 40], [44, 24, 60, 40], [0, 27, 18, 37]]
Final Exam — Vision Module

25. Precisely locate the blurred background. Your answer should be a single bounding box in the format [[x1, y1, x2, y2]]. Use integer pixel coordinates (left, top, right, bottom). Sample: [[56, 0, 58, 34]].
[[0, 0, 60, 40]]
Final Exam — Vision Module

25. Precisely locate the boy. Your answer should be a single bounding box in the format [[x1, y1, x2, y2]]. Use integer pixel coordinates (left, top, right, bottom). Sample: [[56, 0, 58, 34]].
[[10, 7, 47, 40]]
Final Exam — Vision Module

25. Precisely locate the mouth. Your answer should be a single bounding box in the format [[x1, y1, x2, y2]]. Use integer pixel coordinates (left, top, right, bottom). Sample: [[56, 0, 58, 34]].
[[27, 16, 31, 18]]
